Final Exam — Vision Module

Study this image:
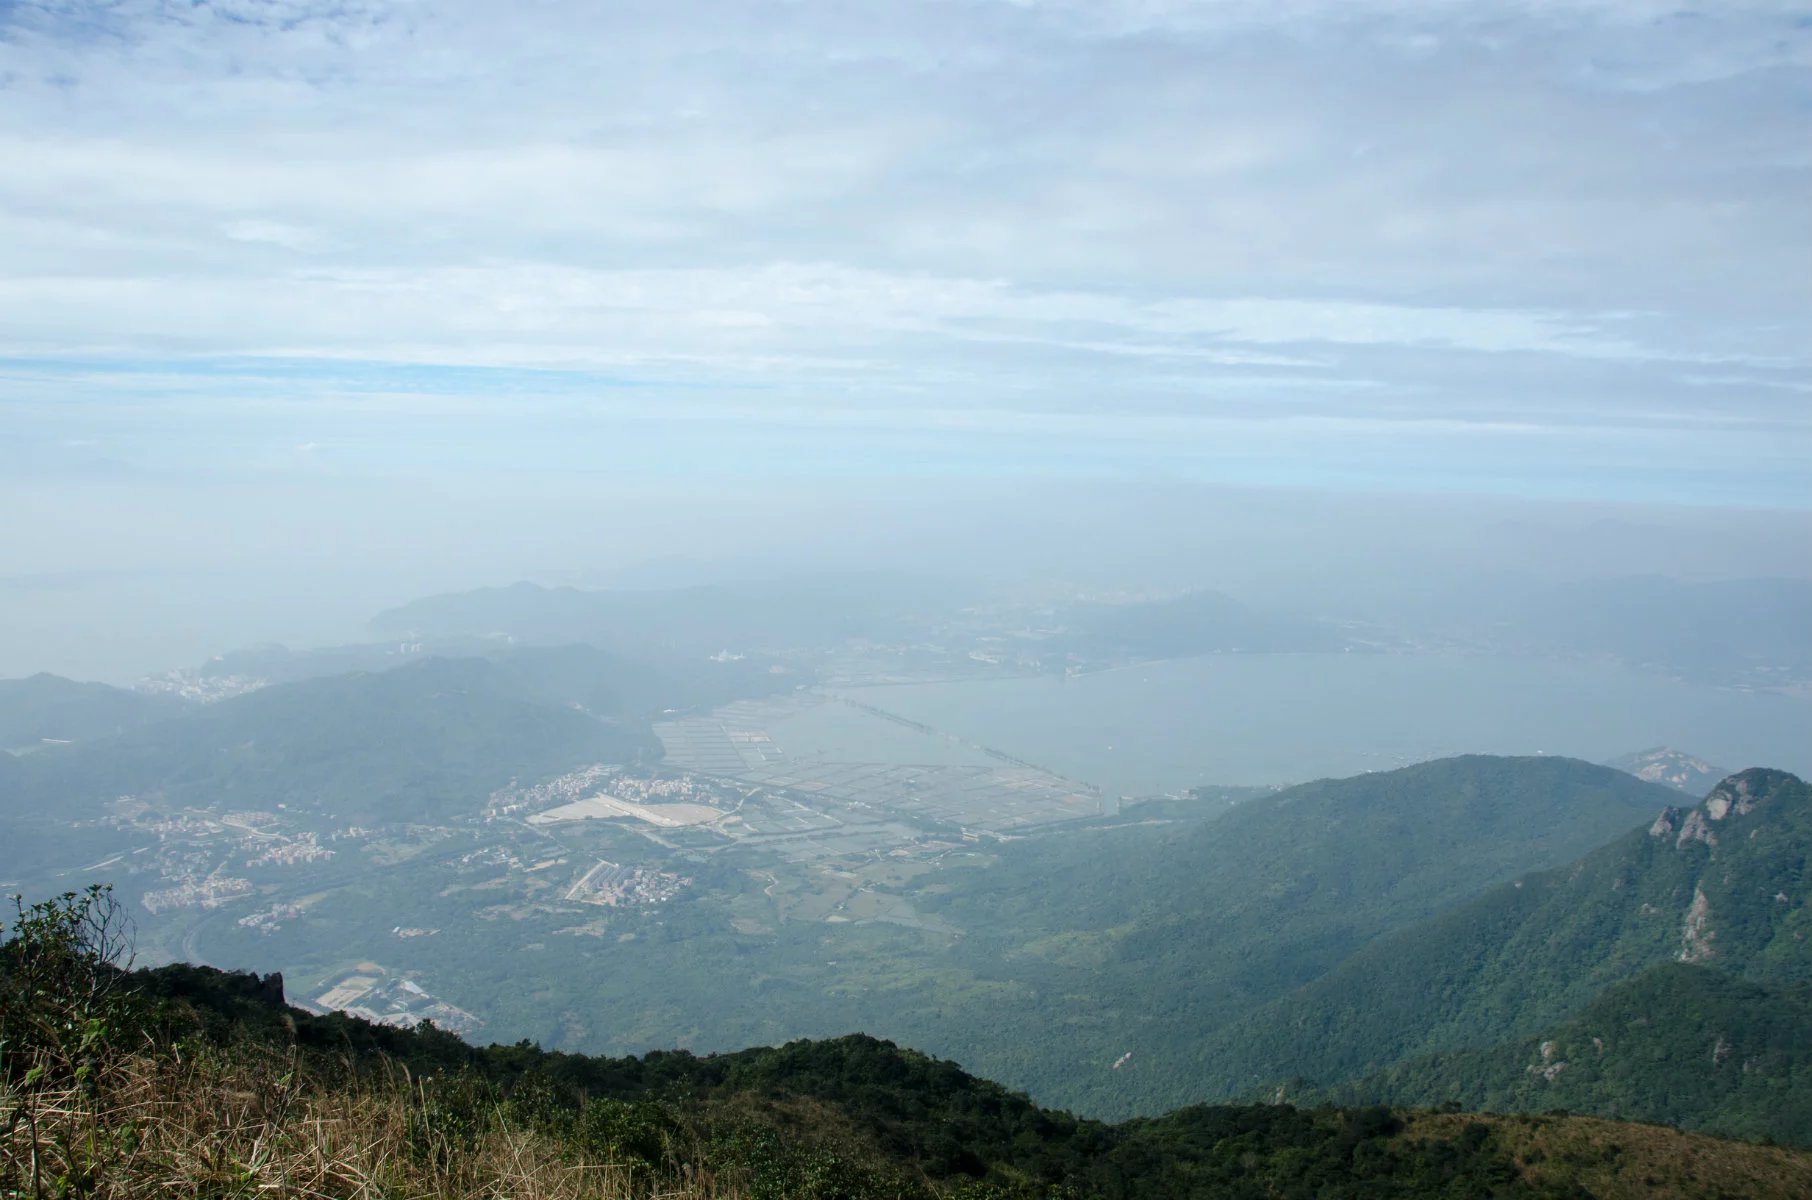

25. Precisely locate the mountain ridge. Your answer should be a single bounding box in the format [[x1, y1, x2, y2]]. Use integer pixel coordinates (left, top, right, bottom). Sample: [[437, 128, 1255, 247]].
[[10, 914, 1811, 1200], [0, 671, 187, 750], [3, 654, 656, 823], [907, 755, 1685, 1114], [1170, 768, 1811, 1109]]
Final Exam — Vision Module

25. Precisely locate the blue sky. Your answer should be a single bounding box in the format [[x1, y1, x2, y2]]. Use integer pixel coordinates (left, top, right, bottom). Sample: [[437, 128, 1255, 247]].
[[0, 0, 1805, 510]]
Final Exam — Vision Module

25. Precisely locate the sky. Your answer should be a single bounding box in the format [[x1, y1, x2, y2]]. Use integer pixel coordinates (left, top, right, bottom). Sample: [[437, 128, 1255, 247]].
[[1, 0, 1809, 676]]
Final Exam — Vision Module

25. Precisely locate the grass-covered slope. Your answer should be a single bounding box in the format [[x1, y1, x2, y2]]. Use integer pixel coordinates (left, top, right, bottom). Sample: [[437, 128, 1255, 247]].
[[7, 890, 1811, 1200], [1181, 769, 1812, 1110]]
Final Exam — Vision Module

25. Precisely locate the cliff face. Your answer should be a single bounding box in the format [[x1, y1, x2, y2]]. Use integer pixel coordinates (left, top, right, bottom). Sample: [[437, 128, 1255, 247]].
[[1651, 769, 1807, 965], [1660, 769, 1812, 977], [1651, 769, 1780, 847]]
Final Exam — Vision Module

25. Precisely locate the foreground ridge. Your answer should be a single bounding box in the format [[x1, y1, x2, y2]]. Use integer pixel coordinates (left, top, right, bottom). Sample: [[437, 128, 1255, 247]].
[[5, 890, 1812, 1199]]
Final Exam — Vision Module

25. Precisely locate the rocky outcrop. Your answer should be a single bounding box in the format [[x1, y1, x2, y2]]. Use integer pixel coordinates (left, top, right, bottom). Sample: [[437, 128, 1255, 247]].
[[1676, 808, 1718, 849], [1528, 1039, 1568, 1082], [1703, 774, 1760, 821], [1653, 770, 1779, 849], [1680, 886, 1716, 963]]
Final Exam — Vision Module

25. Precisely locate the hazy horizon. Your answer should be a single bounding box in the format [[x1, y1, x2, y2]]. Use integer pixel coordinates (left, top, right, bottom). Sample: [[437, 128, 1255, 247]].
[[4, 0, 1808, 685], [5, 478, 1812, 682]]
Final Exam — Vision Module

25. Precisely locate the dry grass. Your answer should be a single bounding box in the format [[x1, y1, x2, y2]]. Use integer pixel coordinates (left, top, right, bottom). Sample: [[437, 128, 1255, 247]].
[[0, 1042, 724, 1200], [1407, 1110, 1812, 1200]]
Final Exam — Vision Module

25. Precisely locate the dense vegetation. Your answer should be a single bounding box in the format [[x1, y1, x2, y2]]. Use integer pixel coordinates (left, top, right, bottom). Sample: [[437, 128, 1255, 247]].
[[913, 756, 1679, 1113], [6, 666, 1808, 1163], [1172, 770, 1812, 1117], [4, 750, 1691, 1123], [1332, 963, 1812, 1145], [7, 888, 1811, 1200], [0, 673, 184, 751]]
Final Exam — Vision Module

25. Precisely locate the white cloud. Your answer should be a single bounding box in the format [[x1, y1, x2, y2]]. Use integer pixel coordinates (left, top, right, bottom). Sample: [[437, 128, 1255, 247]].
[[0, 0, 1805, 482], [0, 259, 1694, 370]]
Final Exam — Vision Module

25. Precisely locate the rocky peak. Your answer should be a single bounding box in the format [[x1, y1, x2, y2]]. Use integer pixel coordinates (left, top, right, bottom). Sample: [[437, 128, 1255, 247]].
[[1703, 773, 1760, 822], [1648, 768, 1806, 849]]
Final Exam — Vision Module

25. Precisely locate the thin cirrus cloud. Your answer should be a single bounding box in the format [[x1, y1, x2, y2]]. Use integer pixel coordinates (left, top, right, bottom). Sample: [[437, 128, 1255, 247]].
[[0, 0, 1806, 500]]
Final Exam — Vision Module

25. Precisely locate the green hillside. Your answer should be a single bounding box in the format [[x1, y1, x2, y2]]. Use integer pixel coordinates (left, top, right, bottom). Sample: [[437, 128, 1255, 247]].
[[0, 672, 186, 751], [914, 756, 1680, 1112], [1337, 963, 1812, 1144], [6, 656, 656, 824], [6, 888, 1810, 1200], [191, 639, 794, 715], [1180, 769, 1812, 1113]]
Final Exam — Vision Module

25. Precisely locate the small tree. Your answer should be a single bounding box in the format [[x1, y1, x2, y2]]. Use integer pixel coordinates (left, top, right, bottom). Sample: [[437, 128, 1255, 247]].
[[0, 885, 135, 1086]]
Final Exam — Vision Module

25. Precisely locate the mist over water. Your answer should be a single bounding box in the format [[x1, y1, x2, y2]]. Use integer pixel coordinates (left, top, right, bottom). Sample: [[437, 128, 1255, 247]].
[[5, 472, 1810, 685], [835, 654, 1812, 793], [0, 566, 468, 684]]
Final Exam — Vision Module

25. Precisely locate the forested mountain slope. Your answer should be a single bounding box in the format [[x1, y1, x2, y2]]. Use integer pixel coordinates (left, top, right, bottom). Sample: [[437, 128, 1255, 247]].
[[0, 672, 185, 750], [1177, 769, 1811, 1113], [1334, 963, 1812, 1144], [914, 756, 1680, 1112]]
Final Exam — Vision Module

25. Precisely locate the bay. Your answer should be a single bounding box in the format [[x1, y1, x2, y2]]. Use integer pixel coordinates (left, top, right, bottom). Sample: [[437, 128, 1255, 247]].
[[833, 653, 1812, 794]]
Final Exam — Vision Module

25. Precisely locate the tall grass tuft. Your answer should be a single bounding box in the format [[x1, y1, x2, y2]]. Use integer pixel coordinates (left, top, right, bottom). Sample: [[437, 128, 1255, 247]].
[[0, 886, 731, 1200]]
